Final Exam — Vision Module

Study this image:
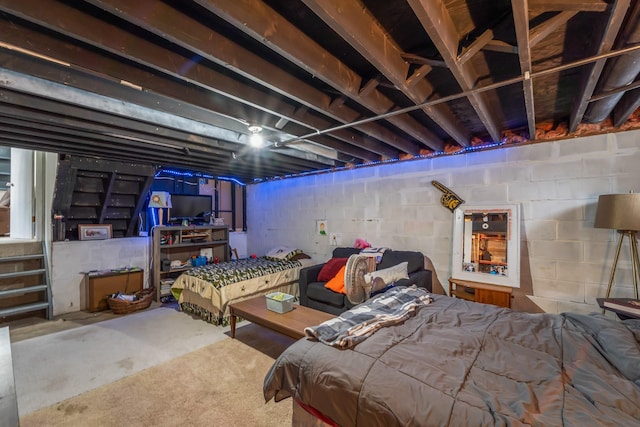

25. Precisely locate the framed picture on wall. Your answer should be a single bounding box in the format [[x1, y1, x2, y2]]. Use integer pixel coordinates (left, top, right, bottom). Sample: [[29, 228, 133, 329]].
[[78, 224, 112, 241], [316, 219, 327, 236]]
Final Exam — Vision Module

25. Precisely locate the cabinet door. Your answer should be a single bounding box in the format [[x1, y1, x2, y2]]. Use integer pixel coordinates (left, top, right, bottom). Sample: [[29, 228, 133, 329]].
[[475, 289, 510, 308]]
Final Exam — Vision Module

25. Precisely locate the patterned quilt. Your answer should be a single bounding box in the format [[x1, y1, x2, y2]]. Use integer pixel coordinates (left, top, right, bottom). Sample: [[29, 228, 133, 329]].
[[177, 257, 302, 291], [170, 257, 306, 325]]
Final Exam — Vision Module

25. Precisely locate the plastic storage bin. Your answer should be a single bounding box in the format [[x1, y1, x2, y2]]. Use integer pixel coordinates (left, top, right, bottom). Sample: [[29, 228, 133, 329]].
[[265, 292, 294, 313]]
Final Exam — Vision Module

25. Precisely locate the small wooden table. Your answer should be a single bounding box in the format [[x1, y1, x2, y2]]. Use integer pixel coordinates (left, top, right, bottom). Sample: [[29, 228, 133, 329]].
[[229, 296, 335, 340], [597, 298, 640, 320]]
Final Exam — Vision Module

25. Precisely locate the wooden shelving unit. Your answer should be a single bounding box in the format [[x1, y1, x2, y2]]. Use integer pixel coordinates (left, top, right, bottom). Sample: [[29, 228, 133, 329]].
[[152, 225, 229, 301]]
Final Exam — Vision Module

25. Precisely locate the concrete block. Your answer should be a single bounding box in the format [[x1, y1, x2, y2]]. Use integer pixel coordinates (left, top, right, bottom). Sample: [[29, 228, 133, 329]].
[[529, 259, 557, 279], [531, 160, 583, 181], [509, 181, 556, 202], [529, 200, 584, 221], [464, 148, 507, 166], [533, 279, 585, 303], [556, 261, 607, 285], [557, 220, 605, 241], [613, 128, 640, 149], [523, 220, 557, 240], [558, 133, 607, 157], [506, 141, 553, 163], [487, 165, 531, 184], [555, 177, 612, 200], [528, 240, 583, 261]]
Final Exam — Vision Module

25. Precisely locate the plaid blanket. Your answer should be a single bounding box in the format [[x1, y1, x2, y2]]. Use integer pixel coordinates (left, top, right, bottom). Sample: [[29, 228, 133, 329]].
[[304, 286, 433, 349]]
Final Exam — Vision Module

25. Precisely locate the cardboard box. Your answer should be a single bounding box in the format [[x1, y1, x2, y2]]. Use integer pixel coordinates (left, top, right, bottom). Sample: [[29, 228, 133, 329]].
[[0, 207, 9, 235]]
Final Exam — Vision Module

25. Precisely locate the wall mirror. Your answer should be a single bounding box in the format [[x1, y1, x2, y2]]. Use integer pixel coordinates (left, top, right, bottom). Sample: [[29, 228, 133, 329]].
[[451, 205, 520, 287]]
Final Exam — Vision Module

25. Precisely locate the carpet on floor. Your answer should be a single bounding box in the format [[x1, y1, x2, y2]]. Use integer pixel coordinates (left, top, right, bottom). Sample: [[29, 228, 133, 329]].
[[19, 322, 295, 426]]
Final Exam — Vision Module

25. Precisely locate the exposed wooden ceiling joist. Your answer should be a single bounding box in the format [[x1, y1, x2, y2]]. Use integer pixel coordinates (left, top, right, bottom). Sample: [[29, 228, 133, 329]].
[[0, 0, 635, 182], [301, 0, 473, 147]]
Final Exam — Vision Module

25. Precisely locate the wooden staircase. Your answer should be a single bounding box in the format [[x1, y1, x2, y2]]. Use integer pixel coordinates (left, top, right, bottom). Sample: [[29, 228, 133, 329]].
[[0, 241, 52, 321]]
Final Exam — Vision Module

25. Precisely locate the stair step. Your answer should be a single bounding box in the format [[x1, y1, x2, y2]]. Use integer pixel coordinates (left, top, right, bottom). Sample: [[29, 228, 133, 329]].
[[0, 302, 50, 318], [0, 269, 46, 279], [0, 254, 44, 263], [0, 284, 47, 298]]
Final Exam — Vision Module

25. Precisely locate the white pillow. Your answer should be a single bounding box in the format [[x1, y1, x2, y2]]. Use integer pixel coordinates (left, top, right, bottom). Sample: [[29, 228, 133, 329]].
[[266, 246, 292, 259], [265, 246, 300, 260], [364, 262, 409, 285]]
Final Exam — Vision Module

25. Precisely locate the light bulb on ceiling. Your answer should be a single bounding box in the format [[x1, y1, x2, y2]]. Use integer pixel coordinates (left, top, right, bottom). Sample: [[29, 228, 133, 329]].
[[248, 124, 264, 148], [249, 132, 263, 148]]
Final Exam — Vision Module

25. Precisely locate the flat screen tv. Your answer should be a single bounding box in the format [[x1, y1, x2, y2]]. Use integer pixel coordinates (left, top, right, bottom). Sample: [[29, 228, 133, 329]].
[[169, 194, 212, 221]]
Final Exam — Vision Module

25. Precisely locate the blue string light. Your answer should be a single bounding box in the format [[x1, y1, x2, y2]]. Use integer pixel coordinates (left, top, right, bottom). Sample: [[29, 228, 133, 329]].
[[156, 168, 246, 186], [160, 139, 507, 183]]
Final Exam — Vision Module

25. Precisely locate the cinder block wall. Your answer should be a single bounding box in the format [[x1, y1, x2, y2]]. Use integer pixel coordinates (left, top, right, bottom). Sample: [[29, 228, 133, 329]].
[[51, 237, 150, 315], [247, 129, 640, 315]]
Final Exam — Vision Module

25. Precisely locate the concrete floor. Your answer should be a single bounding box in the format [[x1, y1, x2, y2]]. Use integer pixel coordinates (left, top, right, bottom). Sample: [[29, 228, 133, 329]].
[[5, 301, 167, 342]]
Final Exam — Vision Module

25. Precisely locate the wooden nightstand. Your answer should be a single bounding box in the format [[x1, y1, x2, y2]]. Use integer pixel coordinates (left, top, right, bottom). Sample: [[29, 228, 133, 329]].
[[448, 277, 512, 308]]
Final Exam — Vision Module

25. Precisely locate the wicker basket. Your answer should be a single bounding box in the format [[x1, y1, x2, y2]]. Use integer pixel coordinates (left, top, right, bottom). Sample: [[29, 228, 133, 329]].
[[107, 287, 154, 314]]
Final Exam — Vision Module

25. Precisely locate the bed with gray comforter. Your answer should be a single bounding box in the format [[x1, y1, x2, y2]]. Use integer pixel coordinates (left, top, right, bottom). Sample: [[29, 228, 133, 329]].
[[263, 290, 640, 426]]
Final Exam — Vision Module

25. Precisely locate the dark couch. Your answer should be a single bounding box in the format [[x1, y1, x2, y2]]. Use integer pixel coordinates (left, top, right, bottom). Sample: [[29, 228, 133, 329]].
[[299, 247, 433, 315]]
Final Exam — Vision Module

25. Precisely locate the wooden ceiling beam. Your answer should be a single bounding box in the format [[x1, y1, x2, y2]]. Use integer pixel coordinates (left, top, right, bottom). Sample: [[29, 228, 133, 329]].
[[529, 0, 611, 12], [569, 0, 631, 131], [82, 0, 408, 157], [511, 0, 537, 140], [183, 0, 441, 153], [529, 11, 578, 47], [406, 64, 432, 88], [407, 0, 503, 142], [0, 86, 334, 176], [0, 15, 312, 135], [483, 40, 519, 54], [457, 28, 495, 65], [302, 0, 471, 147], [400, 53, 448, 68], [0, 10, 378, 164]]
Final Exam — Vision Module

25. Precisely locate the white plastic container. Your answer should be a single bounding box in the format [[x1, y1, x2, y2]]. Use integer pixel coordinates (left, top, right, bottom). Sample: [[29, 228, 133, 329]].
[[265, 292, 294, 313]]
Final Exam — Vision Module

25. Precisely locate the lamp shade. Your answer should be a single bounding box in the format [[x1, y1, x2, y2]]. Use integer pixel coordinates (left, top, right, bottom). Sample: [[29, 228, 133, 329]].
[[148, 191, 172, 208], [594, 193, 640, 231]]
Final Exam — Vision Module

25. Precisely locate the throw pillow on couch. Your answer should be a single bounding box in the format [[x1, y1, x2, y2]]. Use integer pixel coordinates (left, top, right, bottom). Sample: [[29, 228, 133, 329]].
[[364, 261, 409, 286], [317, 257, 348, 282]]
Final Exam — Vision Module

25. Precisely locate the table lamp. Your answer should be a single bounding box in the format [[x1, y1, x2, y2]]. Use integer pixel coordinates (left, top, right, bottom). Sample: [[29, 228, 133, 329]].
[[148, 191, 172, 226], [594, 193, 640, 300]]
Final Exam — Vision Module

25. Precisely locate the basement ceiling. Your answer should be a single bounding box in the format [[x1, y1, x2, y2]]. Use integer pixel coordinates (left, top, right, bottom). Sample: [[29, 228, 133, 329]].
[[0, 0, 639, 183]]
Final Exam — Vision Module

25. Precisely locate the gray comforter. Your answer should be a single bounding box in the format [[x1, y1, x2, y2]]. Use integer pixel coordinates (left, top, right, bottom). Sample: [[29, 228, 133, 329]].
[[263, 293, 640, 426]]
